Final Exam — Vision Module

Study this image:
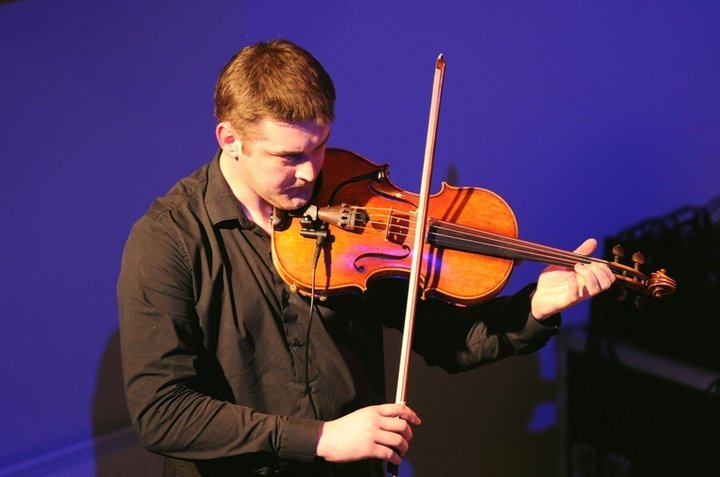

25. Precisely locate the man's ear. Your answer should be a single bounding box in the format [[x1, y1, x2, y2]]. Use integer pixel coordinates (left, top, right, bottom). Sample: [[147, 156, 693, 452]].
[[215, 122, 241, 158]]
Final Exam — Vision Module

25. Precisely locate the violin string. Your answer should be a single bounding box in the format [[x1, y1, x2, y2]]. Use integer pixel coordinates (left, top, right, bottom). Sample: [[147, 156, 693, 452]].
[[349, 206, 638, 278], [354, 206, 589, 265]]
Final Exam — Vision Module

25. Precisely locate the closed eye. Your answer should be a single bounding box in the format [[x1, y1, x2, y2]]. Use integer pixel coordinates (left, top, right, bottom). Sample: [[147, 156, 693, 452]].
[[278, 152, 307, 163], [272, 131, 330, 163]]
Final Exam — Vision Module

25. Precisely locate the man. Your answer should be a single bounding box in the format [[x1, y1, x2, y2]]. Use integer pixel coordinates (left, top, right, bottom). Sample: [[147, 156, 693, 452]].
[[118, 39, 614, 476]]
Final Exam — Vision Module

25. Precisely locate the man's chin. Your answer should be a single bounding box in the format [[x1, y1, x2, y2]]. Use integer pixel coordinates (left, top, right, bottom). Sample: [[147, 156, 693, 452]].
[[276, 198, 310, 212], [272, 187, 315, 212]]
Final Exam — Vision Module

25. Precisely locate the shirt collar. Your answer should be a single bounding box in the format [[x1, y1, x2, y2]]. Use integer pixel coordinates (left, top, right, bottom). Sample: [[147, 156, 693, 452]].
[[205, 150, 255, 229]]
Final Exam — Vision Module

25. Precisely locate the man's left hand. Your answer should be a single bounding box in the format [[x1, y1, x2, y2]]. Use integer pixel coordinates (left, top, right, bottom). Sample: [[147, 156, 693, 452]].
[[530, 238, 615, 320]]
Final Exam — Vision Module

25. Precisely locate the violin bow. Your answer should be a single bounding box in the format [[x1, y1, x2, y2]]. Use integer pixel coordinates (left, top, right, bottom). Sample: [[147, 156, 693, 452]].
[[391, 54, 446, 477]]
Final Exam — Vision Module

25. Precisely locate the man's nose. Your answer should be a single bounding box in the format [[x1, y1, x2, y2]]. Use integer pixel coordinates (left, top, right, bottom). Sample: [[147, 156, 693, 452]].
[[295, 156, 323, 182]]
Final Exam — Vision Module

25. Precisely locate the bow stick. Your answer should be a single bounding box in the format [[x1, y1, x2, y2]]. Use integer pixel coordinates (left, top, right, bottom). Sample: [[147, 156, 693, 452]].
[[390, 54, 446, 477]]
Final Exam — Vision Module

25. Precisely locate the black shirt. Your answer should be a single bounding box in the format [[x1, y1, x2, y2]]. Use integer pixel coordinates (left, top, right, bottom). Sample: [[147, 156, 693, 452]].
[[117, 152, 559, 476]]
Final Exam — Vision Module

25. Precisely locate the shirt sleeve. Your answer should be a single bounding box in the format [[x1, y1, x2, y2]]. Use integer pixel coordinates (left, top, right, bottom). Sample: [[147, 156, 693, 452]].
[[369, 279, 560, 373], [117, 213, 321, 462]]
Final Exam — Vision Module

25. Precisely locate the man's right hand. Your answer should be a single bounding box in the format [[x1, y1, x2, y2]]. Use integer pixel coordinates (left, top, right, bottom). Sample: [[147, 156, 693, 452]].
[[315, 403, 421, 465]]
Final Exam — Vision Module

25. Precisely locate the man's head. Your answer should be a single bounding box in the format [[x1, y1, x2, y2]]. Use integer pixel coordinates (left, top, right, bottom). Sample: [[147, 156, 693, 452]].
[[214, 39, 335, 147], [214, 40, 334, 225]]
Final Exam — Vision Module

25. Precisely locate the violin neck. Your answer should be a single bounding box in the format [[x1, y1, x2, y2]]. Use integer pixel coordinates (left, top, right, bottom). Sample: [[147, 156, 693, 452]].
[[425, 218, 679, 299]]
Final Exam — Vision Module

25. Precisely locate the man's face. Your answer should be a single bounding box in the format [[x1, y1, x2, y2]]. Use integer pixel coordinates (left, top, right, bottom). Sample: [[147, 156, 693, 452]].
[[235, 118, 330, 211]]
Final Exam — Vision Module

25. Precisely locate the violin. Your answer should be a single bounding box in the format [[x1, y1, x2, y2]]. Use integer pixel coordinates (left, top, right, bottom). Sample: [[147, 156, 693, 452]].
[[271, 148, 676, 305]]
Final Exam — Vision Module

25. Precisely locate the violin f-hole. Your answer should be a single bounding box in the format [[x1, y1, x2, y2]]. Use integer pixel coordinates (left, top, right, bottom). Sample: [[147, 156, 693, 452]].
[[353, 245, 411, 273]]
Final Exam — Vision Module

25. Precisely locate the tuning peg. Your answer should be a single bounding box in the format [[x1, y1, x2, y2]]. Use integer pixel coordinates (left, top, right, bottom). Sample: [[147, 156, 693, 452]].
[[615, 287, 628, 302], [612, 244, 624, 263], [632, 251, 645, 271]]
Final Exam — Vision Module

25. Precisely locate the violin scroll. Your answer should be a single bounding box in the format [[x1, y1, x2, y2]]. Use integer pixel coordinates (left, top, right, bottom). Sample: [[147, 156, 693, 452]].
[[648, 269, 676, 298]]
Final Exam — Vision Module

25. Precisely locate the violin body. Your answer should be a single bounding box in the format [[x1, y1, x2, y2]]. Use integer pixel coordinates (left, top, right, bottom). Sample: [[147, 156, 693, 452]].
[[272, 149, 517, 304]]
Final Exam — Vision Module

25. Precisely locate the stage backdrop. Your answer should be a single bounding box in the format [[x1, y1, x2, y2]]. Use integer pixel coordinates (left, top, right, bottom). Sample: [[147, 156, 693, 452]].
[[1, 1, 718, 476]]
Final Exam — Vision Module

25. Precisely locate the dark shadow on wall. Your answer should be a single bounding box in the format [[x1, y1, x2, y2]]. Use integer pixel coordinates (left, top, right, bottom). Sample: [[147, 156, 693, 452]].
[[93, 330, 131, 441], [92, 329, 163, 476]]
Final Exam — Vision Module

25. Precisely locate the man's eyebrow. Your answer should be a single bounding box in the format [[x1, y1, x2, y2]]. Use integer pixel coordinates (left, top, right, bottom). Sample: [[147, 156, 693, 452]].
[[272, 132, 331, 157]]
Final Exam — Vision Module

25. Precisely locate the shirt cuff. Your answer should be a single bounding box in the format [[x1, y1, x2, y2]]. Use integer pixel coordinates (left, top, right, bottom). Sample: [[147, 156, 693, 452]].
[[532, 311, 561, 329], [277, 416, 323, 463]]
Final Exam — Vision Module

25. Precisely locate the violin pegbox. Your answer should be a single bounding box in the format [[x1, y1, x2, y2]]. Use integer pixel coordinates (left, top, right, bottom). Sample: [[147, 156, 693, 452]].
[[609, 244, 676, 306]]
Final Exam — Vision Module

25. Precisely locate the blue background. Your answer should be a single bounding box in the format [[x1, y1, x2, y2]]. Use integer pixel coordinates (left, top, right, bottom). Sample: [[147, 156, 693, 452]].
[[1, 1, 718, 475]]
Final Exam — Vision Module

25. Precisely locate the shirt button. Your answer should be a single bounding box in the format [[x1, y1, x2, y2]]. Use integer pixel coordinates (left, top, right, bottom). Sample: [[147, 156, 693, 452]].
[[282, 290, 290, 300], [291, 338, 304, 347]]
